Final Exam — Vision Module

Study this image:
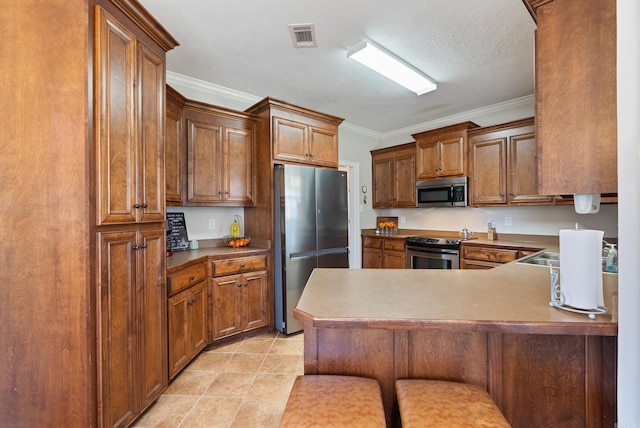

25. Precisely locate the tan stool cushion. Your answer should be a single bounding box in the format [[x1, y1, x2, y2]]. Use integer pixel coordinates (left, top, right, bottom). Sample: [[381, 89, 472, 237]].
[[279, 375, 386, 428], [395, 379, 511, 427]]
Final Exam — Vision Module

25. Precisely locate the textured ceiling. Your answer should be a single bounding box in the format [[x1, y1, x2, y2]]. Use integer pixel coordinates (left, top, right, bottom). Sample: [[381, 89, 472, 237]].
[[138, 0, 536, 133]]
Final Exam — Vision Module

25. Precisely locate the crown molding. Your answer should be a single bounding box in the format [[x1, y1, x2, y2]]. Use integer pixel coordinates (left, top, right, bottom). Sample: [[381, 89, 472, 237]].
[[166, 71, 261, 105], [381, 94, 535, 140]]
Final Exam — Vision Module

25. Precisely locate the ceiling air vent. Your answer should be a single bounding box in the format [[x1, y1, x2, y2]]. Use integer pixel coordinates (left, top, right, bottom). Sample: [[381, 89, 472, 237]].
[[288, 24, 317, 48]]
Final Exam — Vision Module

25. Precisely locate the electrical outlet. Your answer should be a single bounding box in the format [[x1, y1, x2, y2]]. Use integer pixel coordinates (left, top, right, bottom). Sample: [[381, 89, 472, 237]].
[[504, 216, 512, 226], [208, 219, 216, 230], [400, 216, 406, 224]]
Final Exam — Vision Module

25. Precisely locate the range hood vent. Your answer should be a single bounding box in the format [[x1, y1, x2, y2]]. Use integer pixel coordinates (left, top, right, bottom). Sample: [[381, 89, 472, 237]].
[[288, 24, 317, 48]]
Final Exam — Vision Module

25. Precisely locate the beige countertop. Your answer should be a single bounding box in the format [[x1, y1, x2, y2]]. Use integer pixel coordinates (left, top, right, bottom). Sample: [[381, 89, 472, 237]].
[[294, 262, 618, 336]]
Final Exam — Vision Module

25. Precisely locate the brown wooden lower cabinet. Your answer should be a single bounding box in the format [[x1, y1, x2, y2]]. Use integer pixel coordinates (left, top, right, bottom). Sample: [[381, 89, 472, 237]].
[[362, 235, 406, 268], [97, 226, 168, 428], [461, 243, 543, 269], [302, 326, 616, 428], [210, 253, 269, 341]]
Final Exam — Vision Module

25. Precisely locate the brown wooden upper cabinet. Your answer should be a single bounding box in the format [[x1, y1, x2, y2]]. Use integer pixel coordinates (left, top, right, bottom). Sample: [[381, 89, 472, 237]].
[[182, 101, 257, 206], [524, 0, 617, 195], [469, 118, 553, 206], [165, 85, 186, 206], [371, 143, 416, 208], [95, 8, 167, 226], [245, 97, 344, 168], [413, 122, 479, 180]]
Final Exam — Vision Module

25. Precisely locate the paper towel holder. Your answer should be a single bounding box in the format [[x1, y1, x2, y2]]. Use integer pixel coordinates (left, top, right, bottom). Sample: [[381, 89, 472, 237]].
[[548, 265, 608, 319]]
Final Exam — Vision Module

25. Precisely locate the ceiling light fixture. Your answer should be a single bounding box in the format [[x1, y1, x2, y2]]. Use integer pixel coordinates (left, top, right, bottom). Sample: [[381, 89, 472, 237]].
[[347, 39, 437, 95]]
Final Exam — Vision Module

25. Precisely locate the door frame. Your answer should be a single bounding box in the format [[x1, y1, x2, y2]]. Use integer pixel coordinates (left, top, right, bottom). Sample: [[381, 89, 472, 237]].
[[339, 160, 361, 268]]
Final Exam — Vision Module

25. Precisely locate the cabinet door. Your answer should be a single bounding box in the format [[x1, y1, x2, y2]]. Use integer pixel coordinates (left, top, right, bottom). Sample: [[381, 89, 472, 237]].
[[308, 125, 338, 167], [136, 227, 167, 408], [168, 281, 207, 379], [212, 275, 243, 339], [136, 43, 166, 223], [165, 92, 184, 205], [243, 271, 268, 331], [416, 139, 439, 179], [224, 126, 254, 205], [187, 118, 224, 204], [272, 116, 308, 164], [362, 248, 383, 268], [190, 281, 208, 355], [509, 131, 553, 204], [439, 135, 465, 177], [95, 8, 137, 226], [393, 152, 416, 207], [470, 138, 507, 205], [383, 251, 406, 269], [97, 229, 138, 428], [372, 156, 394, 208], [168, 289, 190, 379]]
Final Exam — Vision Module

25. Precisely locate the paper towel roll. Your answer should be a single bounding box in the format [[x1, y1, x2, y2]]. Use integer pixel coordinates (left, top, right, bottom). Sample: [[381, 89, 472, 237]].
[[559, 228, 604, 310]]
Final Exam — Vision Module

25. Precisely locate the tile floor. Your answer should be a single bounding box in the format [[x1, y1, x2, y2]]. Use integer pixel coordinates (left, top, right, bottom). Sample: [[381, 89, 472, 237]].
[[134, 330, 304, 428]]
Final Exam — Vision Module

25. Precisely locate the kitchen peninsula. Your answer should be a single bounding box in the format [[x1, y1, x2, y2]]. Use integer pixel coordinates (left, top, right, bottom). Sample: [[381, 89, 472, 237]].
[[294, 264, 618, 428]]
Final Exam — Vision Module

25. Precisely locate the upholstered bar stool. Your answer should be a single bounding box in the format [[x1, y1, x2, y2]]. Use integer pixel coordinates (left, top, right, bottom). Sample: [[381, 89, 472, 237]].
[[395, 379, 511, 427], [279, 375, 387, 428]]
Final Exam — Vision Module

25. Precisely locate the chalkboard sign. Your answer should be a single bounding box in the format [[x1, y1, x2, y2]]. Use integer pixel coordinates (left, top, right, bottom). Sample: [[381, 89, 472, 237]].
[[167, 212, 189, 251]]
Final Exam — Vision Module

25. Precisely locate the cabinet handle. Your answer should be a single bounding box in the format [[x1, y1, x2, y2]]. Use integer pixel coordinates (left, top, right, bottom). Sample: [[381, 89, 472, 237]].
[[141, 203, 147, 208], [134, 203, 140, 208], [133, 243, 147, 250], [189, 275, 195, 282]]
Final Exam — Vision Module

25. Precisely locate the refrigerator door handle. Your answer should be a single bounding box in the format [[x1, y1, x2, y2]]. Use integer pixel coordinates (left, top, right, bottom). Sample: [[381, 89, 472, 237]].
[[289, 250, 317, 260]]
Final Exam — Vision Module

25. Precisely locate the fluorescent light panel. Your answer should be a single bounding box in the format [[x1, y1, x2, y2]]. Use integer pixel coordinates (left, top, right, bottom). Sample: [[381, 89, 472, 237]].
[[347, 40, 437, 95]]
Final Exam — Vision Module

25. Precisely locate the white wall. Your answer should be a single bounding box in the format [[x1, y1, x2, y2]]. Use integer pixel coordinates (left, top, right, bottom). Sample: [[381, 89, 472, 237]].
[[616, 0, 640, 425]]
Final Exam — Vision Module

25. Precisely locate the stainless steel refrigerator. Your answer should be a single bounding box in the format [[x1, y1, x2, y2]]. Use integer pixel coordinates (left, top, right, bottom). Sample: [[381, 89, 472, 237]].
[[274, 164, 349, 334]]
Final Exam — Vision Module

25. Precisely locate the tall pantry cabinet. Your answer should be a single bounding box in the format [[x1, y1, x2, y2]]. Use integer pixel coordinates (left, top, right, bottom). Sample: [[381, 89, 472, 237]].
[[0, 1, 177, 427], [94, 3, 177, 427]]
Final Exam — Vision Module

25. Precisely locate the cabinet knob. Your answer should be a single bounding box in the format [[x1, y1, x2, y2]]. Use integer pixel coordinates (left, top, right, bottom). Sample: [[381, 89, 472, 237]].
[[244, 281, 248, 287], [218, 191, 224, 195], [500, 193, 505, 197], [240, 263, 245, 268], [189, 275, 195, 282], [238, 282, 243, 287], [134, 203, 140, 209], [141, 203, 147, 208], [510, 192, 515, 197]]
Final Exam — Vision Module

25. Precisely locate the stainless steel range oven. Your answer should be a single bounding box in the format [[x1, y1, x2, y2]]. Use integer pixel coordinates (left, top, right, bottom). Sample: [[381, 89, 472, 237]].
[[406, 236, 461, 269]]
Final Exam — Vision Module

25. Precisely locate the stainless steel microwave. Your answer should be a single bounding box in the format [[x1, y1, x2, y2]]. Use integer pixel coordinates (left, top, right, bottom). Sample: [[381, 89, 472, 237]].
[[416, 177, 468, 207]]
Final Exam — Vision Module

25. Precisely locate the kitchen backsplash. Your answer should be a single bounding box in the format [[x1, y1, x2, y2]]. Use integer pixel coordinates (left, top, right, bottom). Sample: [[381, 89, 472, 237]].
[[378, 203, 618, 238], [167, 206, 245, 240]]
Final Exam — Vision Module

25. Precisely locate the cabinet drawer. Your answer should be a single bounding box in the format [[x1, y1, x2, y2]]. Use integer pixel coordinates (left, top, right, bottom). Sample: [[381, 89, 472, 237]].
[[384, 239, 406, 251], [363, 237, 382, 249], [461, 246, 518, 263], [212, 255, 267, 277], [168, 263, 207, 296]]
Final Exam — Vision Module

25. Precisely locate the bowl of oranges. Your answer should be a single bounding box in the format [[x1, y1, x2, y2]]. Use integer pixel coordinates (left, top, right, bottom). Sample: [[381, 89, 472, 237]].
[[224, 235, 251, 248]]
